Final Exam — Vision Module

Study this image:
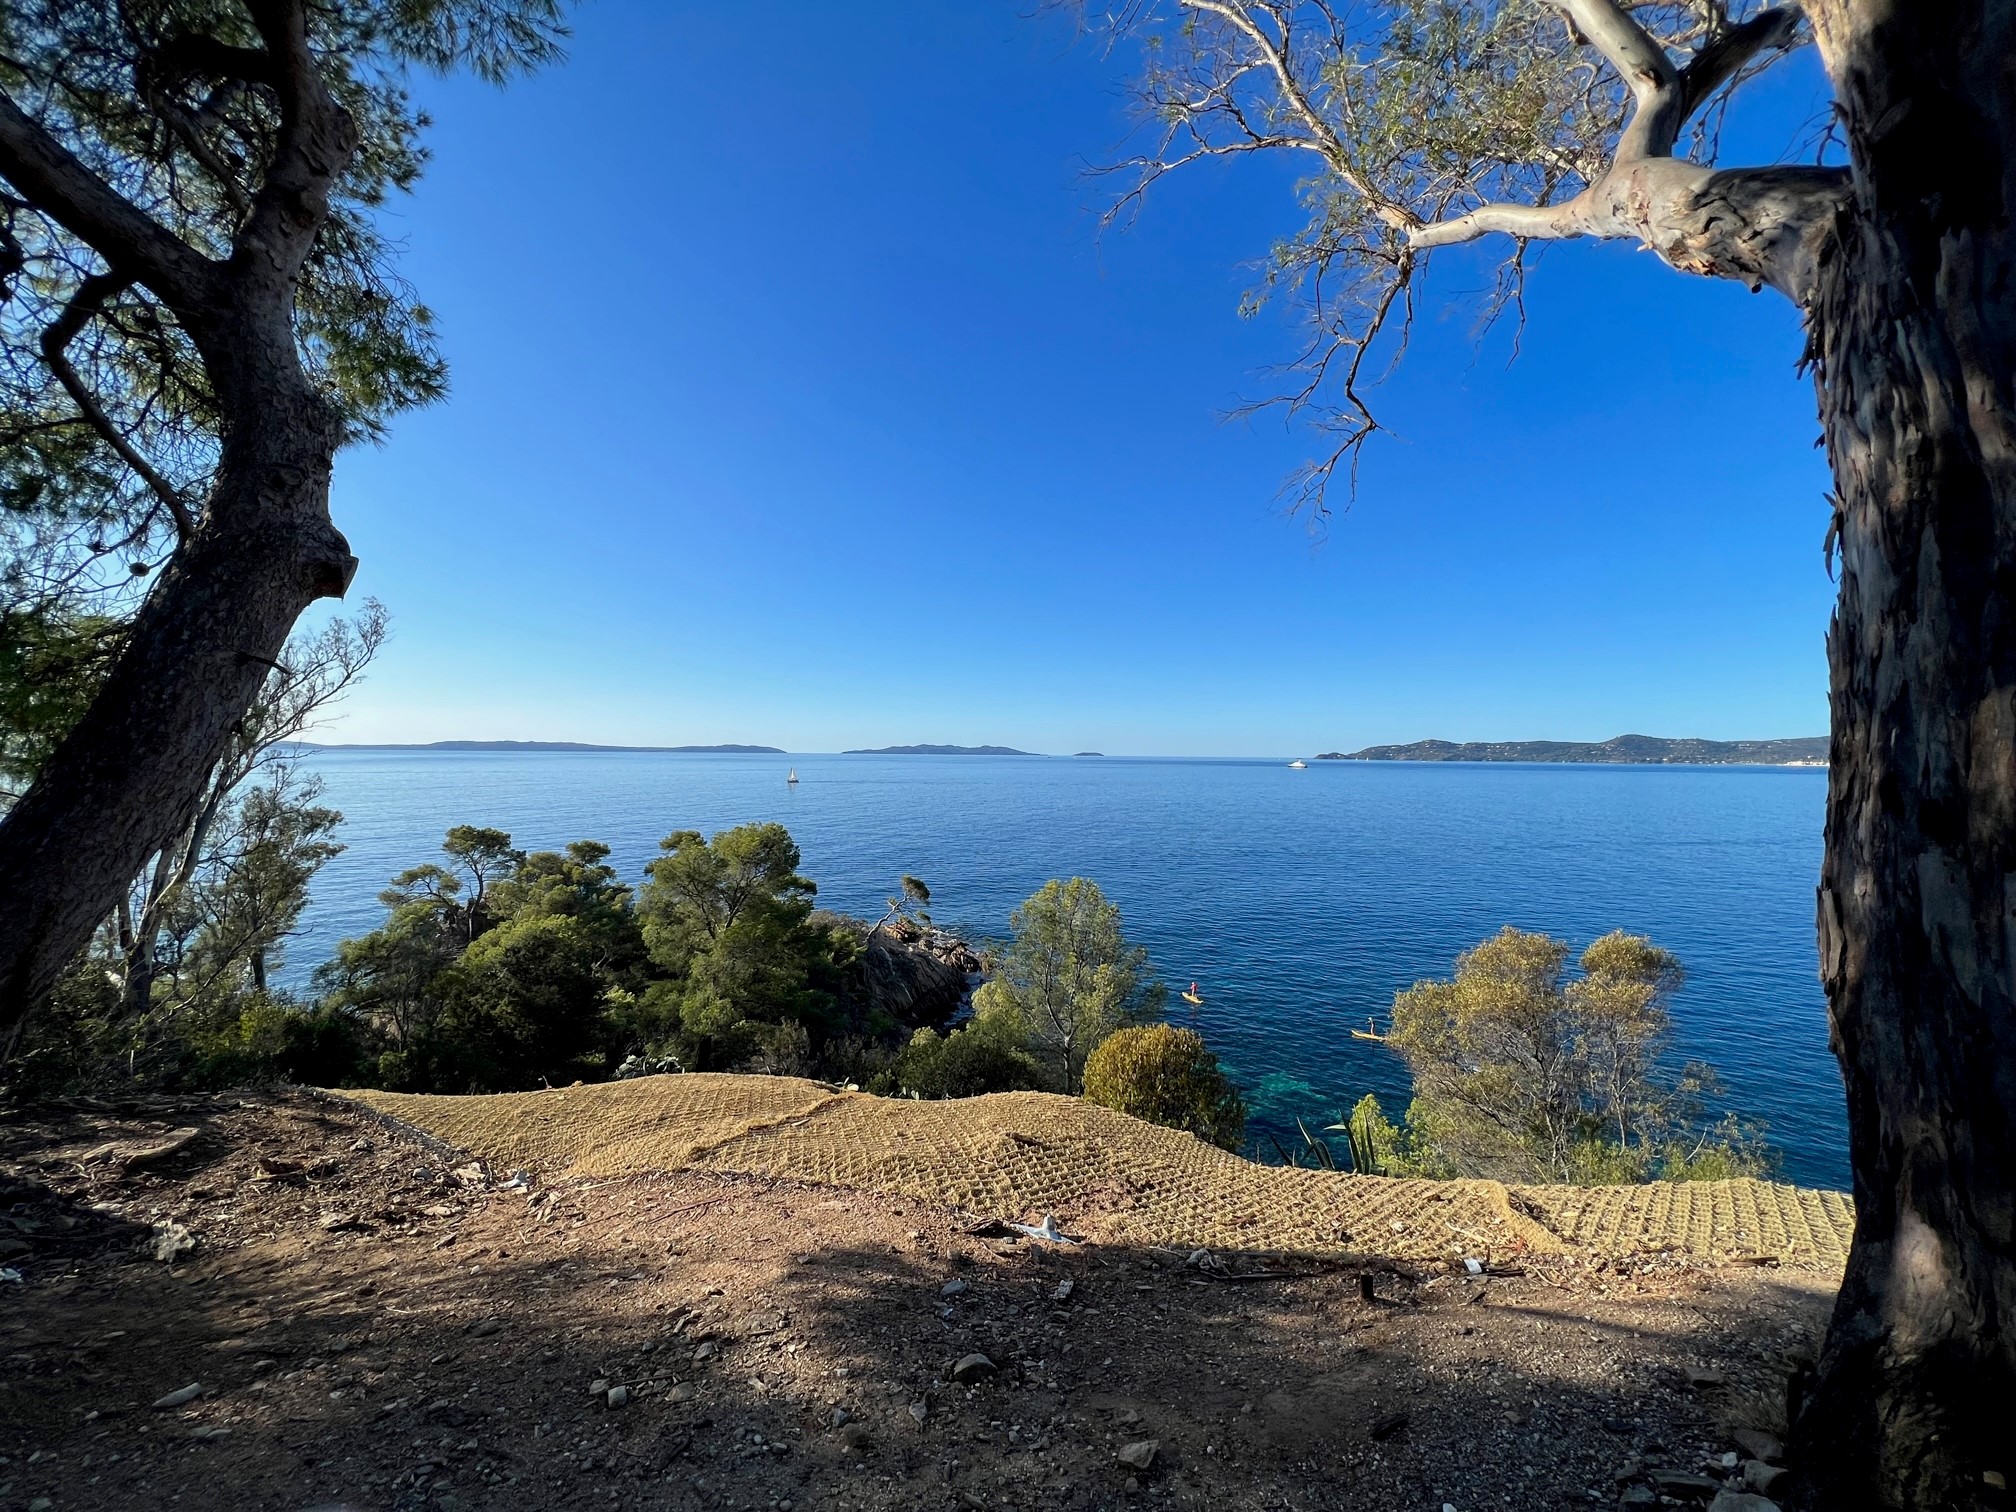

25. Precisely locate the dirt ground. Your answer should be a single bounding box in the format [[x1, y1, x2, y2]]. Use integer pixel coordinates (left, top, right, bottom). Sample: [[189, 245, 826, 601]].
[[1, 1090, 1831, 1512]]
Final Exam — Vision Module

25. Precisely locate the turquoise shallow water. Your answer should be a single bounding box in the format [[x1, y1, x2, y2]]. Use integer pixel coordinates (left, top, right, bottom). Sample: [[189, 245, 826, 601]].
[[290, 751, 1846, 1188]]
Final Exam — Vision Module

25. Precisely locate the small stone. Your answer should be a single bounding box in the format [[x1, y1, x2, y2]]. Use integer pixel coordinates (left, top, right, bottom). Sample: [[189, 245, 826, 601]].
[[606, 1386, 630, 1409], [1707, 1493, 1781, 1512], [908, 1399, 929, 1427], [469, 1318, 503, 1338], [1743, 1462, 1791, 1498], [1732, 1429, 1785, 1464], [1117, 1440, 1159, 1471], [1650, 1469, 1722, 1497], [667, 1383, 697, 1403], [28, 1498, 53, 1512], [1684, 1365, 1727, 1388], [1618, 1491, 1658, 1509], [145, 1223, 197, 1263], [151, 1383, 202, 1410], [829, 1406, 851, 1428], [1052, 1279, 1075, 1303], [1985, 1471, 2008, 1492], [693, 1341, 718, 1362], [951, 1353, 996, 1385], [588, 1377, 611, 1397], [941, 1278, 969, 1298]]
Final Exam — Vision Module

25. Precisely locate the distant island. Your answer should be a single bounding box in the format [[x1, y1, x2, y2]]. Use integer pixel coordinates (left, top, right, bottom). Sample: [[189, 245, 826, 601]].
[[1316, 734, 1828, 766], [843, 744, 1038, 756], [1074, 752, 1105, 757], [295, 740, 785, 754]]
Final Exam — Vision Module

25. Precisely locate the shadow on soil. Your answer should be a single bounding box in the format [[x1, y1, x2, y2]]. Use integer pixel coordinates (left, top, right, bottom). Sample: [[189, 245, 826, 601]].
[[0, 1090, 1832, 1512]]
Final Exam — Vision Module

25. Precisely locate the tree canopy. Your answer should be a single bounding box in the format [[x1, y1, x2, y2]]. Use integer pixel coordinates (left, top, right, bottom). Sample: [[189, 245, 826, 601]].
[[1097, 0, 1839, 502], [972, 876, 1165, 1092], [1372, 925, 1767, 1182]]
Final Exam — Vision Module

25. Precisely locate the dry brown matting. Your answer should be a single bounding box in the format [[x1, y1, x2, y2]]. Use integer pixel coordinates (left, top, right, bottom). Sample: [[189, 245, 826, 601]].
[[344, 1074, 1853, 1268]]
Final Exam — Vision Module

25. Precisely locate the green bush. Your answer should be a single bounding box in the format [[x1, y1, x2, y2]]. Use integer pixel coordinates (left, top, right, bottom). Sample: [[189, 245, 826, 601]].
[[1081, 1024, 1246, 1150], [193, 998, 372, 1088], [892, 1010, 1045, 1099]]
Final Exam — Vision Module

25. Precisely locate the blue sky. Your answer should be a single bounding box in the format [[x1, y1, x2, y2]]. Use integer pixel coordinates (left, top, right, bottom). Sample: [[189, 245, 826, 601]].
[[316, 1, 1838, 756]]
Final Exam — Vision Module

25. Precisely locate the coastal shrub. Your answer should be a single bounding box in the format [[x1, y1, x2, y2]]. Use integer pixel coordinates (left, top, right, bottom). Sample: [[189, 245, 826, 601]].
[[1081, 1024, 1246, 1150], [974, 877, 1164, 1092], [893, 1006, 1045, 1099], [192, 998, 373, 1089], [1381, 927, 1775, 1184]]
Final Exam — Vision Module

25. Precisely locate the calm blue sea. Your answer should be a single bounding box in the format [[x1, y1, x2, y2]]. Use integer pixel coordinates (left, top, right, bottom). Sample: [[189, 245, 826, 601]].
[[290, 751, 1847, 1188]]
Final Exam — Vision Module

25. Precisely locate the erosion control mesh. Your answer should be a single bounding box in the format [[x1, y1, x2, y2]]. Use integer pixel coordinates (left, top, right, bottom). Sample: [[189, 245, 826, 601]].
[[345, 1074, 1853, 1268]]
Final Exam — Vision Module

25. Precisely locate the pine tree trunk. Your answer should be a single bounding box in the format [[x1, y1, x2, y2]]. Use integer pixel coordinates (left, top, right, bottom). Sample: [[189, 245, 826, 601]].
[[0, 368, 352, 1047], [1795, 4, 2016, 1505]]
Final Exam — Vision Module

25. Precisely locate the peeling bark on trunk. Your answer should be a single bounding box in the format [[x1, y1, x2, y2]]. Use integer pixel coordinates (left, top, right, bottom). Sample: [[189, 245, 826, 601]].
[[0, 363, 352, 1040], [1793, 3, 2016, 1506]]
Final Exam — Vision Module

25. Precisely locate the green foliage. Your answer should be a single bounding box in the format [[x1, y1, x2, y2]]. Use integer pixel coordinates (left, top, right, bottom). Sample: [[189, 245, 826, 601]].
[[190, 997, 373, 1090], [1380, 926, 1774, 1183], [435, 912, 626, 1088], [1321, 1094, 1432, 1176], [0, 607, 123, 799], [976, 877, 1165, 1092], [1082, 1024, 1246, 1150], [892, 998, 1046, 1100], [636, 823, 844, 1068]]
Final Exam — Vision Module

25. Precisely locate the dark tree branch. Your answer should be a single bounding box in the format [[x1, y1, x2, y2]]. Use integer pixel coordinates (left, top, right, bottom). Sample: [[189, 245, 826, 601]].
[[231, 0, 356, 283], [0, 90, 213, 307], [39, 272, 198, 540]]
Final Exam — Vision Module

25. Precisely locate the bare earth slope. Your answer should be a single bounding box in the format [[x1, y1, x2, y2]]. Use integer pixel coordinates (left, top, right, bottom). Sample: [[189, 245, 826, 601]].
[[0, 1085, 1839, 1512], [349, 1073, 1854, 1269]]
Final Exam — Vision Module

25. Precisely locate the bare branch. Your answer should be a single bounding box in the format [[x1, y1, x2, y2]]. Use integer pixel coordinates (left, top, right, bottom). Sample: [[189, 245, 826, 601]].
[[1551, 0, 1677, 105], [1410, 197, 1592, 251], [1182, 0, 1420, 232], [1676, 6, 1806, 124]]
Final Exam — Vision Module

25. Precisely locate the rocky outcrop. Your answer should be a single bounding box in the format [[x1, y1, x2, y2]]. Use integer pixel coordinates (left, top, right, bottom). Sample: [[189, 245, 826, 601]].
[[819, 913, 982, 1029]]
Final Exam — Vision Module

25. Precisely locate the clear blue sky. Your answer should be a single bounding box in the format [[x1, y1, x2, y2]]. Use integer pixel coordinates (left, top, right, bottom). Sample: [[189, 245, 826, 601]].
[[316, 1, 1837, 756]]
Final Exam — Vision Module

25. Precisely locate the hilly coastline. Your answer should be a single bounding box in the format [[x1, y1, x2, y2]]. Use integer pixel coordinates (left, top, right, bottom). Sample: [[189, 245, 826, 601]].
[[844, 743, 1038, 756], [1319, 734, 1827, 766]]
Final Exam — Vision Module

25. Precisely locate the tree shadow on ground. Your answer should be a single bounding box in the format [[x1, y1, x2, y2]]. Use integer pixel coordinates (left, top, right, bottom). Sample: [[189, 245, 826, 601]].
[[0, 1090, 1830, 1512]]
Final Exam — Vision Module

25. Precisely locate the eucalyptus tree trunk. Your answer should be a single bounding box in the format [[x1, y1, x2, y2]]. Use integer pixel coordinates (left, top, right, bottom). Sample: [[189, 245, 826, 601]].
[[1793, 3, 2016, 1505]]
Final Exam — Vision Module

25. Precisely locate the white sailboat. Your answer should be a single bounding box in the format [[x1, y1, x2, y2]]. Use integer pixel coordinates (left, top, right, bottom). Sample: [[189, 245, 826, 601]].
[[787, 768, 799, 785]]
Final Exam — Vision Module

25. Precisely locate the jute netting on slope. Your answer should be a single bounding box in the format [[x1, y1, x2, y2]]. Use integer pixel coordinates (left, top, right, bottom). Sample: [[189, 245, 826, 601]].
[[345, 1073, 1853, 1268]]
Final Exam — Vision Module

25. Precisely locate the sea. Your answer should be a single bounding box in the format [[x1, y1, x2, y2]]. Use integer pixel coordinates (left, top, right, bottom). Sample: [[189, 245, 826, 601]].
[[289, 750, 1848, 1189]]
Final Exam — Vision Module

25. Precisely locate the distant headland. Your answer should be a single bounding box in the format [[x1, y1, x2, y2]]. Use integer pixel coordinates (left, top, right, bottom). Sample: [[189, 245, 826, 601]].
[[843, 743, 1038, 756], [294, 740, 785, 754], [1316, 734, 1827, 766]]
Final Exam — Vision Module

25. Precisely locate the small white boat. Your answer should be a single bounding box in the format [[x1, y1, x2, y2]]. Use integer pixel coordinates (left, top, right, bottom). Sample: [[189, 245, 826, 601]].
[[787, 768, 799, 785], [1288, 759, 1308, 769]]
